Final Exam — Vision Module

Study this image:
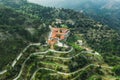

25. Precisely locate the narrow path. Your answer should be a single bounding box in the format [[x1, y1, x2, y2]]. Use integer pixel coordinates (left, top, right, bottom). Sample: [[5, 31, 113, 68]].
[[0, 41, 102, 80], [13, 43, 104, 80], [0, 70, 7, 75], [30, 68, 42, 80], [30, 64, 113, 80], [13, 54, 32, 80], [71, 65, 113, 80], [12, 43, 41, 67], [36, 48, 100, 61], [12, 45, 31, 67], [30, 67, 65, 80], [36, 51, 82, 60], [13, 46, 73, 80], [0, 43, 41, 75], [49, 47, 73, 53], [39, 61, 68, 69], [48, 25, 52, 40], [32, 47, 73, 55], [13, 50, 49, 80], [0, 25, 103, 80]]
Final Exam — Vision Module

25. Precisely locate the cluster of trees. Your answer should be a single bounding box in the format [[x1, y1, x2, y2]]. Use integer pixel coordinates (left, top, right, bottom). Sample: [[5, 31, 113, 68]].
[[0, 0, 120, 79], [0, 5, 49, 70], [0, 37, 26, 70], [85, 7, 120, 32], [1, 0, 120, 58], [112, 65, 120, 76]]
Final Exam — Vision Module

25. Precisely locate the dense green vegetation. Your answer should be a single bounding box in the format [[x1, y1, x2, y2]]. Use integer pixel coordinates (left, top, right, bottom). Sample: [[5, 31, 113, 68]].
[[0, 43, 113, 80], [63, 0, 120, 32], [113, 65, 120, 76], [85, 8, 120, 32], [0, 0, 120, 80], [0, 4, 48, 70]]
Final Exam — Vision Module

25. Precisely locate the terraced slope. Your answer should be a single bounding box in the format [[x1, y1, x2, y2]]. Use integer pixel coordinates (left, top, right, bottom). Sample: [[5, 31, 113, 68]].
[[0, 0, 120, 80], [0, 43, 118, 80]]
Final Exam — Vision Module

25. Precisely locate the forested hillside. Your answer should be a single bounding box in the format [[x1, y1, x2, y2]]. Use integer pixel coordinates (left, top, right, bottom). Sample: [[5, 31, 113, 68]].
[[0, 4, 48, 70], [68, 0, 120, 32], [19, 2, 120, 58], [84, 8, 120, 32], [0, 0, 120, 69], [0, 0, 120, 80]]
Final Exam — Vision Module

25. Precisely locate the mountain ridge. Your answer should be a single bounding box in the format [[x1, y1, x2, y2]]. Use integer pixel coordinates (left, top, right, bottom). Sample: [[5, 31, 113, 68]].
[[27, 0, 120, 31]]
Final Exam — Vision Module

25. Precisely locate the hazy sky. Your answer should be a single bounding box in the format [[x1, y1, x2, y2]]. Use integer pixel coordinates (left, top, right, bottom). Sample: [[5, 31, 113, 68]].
[[27, 0, 120, 9], [27, 0, 85, 7]]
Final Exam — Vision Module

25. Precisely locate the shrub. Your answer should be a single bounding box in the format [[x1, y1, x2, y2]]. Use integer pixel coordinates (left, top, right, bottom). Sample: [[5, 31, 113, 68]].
[[112, 65, 120, 76]]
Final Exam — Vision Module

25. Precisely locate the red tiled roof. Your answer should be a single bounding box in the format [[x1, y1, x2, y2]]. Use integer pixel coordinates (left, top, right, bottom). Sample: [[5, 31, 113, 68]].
[[48, 27, 69, 49]]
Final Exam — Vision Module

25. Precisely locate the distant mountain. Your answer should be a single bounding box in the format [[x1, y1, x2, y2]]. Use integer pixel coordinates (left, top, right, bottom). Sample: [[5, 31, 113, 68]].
[[101, 0, 120, 9], [27, 0, 120, 10], [64, 0, 120, 31], [28, 0, 120, 31]]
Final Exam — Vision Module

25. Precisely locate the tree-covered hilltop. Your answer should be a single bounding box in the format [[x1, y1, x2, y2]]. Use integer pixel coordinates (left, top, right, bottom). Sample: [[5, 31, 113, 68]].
[[0, 5, 49, 70], [0, 0, 120, 80], [0, 0, 120, 69], [17, 2, 120, 57]]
